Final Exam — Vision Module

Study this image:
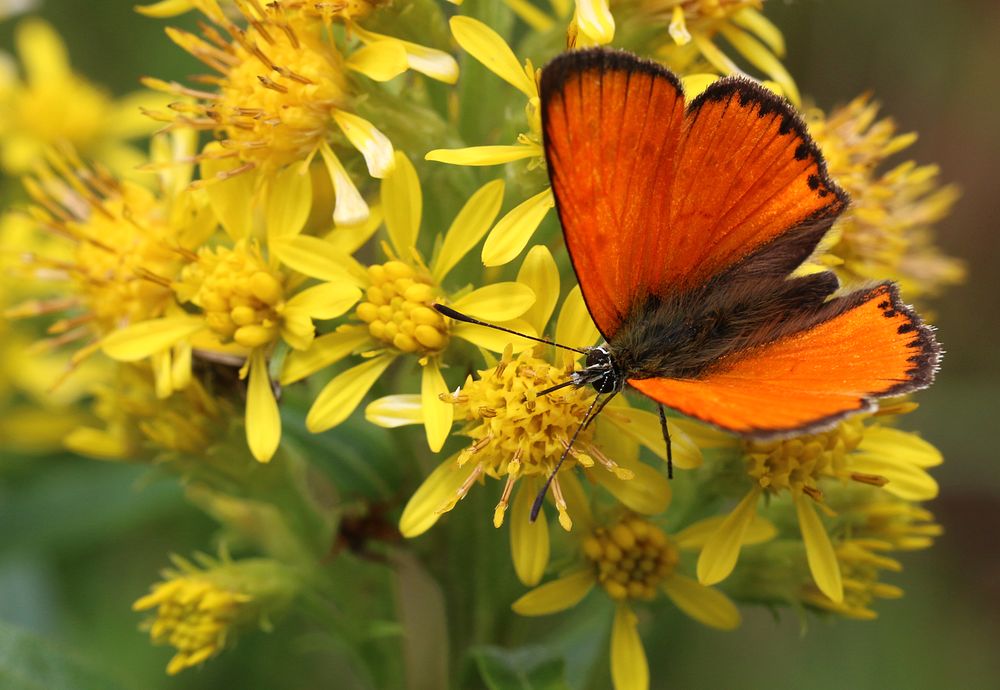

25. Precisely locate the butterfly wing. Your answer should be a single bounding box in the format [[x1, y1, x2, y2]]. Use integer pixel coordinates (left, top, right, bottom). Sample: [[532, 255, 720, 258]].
[[540, 49, 846, 338], [628, 283, 939, 436]]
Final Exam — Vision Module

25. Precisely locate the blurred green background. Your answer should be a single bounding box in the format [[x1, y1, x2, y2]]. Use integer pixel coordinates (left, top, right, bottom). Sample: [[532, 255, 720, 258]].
[[1, 0, 998, 688]]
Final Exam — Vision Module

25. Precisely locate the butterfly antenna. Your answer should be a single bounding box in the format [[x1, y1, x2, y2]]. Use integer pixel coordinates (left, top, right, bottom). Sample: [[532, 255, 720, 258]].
[[433, 304, 587, 355], [535, 379, 577, 397], [529, 392, 605, 522], [658, 404, 673, 479]]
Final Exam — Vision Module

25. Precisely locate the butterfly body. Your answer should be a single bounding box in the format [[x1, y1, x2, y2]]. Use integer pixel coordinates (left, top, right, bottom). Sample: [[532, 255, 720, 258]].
[[541, 48, 940, 438]]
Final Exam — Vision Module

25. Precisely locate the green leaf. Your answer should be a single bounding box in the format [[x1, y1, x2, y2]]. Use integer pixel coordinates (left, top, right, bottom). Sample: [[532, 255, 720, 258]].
[[472, 645, 570, 690], [0, 619, 132, 690]]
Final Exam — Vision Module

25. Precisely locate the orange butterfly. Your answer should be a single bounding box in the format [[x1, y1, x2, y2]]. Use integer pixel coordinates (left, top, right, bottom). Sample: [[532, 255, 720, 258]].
[[438, 48, 939, 516]]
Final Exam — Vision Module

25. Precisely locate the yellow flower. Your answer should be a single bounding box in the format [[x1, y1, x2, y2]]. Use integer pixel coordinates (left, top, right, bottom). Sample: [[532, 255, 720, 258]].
[[804, 95, 964, 299], [141, 0, 454, 225], [695, 401, 942, 605], [425, 17, 555, 267], [391, 246, 702, 584], [513, 513, 761, 690], [281, 151, 532, 452], [0, 18, 166, 175], [133, 552, 298, 675], [99, 157, 364, 462]]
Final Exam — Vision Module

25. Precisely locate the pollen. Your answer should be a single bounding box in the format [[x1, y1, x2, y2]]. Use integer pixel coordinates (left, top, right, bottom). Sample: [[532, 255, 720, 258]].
[[353, 261, 448, 354], [177, 241, 285, 349], [582, 516, 678, 601]]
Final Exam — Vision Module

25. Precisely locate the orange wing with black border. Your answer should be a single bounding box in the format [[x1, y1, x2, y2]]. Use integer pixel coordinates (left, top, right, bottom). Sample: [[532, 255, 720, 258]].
[[628, 283, 939, 436], [541, 49, 846, 338]]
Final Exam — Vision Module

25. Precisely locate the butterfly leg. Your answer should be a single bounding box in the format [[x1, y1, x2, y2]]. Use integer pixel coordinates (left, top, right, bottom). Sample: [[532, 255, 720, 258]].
[[658, 404, 673, 479], [582, 390, 618, 430]]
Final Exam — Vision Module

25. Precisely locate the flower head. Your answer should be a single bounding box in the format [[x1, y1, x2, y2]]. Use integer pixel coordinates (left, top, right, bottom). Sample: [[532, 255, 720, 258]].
[[695, 401, 942, 605], [134, 552, 298, 675]]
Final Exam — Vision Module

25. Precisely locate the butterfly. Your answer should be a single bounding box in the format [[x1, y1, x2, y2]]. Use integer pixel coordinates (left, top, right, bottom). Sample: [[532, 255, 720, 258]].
[[437, 48, 940, 517]]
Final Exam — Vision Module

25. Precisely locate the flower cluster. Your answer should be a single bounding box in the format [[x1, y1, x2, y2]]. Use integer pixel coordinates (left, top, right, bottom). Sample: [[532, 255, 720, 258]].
[[0, 2, 959, 688]]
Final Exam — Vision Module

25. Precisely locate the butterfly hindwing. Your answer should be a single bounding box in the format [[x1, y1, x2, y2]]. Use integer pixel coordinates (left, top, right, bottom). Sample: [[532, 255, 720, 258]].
[[628, 282, 939, 436]]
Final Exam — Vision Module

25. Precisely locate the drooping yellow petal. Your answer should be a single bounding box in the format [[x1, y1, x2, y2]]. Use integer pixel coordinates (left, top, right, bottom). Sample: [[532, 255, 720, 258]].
[[450, 282, 535, 322], [662, 574, 741, 631], [516, 245, 560, 335], [482, 188, 555, 267], [555, 285, 600, 353], [319, 142, 369, 227], [574, 0, 615, 45], [611, 604, 648, 690], [603, 400, 703, 469], [510, 479, 550, 586], [732, 7, 785, 57], [422, 358, 453, 453], [432, 179, 505, 282], [718, 25, 800, 106], [200, 146, 257, 240], [511, 570, 595, 616], [245, 350, 280, 462], [350, 24, 459, 83], [266, 164, 312, 241], [674, 514, 776, 551], [285, 283, 361, 320], [425, 145, 540, 166], [451, 319, 537, 353], [505, 0, 555, 32], [365, 394, 423, 428], [135, 0, 196, 18], [305, 355, 395, 432], [399, 456, 479, 537], [589, 452, 670, 516], [332, 109, 395, 179], [381, 151, 421, 257], [692, 33, 741, 75], [697, 487, 761, 585], [17, 19, 69, 85], [280, 326, 371, 384], [449, 16, 536, 97], [101, 317, 204, 362], [345, 40, 409, 82], [270, 235, 367, 286], [794, 492, 843, 604]]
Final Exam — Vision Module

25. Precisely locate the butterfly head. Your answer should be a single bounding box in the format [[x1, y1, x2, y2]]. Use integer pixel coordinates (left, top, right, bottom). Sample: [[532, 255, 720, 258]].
[[572, 345, 622, 394]]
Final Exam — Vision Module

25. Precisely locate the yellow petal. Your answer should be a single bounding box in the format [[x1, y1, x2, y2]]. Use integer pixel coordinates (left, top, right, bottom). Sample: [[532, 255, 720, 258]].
[[574, 0, 615, 45], [280, 325, 370, 384], [425, 145, 540, 166], [17, 19, 69, 85], [422, 358, 453, 452], [611, 604, 648, 690], [286, 283, 362, 320], [450, 283, 535, 322], [381, 151, 421, 256], [350, 24, 459, 83], [306, 355, 395, 432], [680, 74, 720, 100], [732, 7, 785, 56], [365, 394, 423, 428], [511, 570, 595, 616], [856, 426, 943, 467], [589, 453, 670, 516], [271, 235, 367, 287], [319, 143, 370, 226], [674, 514, 776, 551], [246, 350, 280, 462], [449, 16, 535, 97], [603, 400, 703, 469], [64, 427, 130, 460], [555, 285, 600, 354], [451, 318, 537, 353], [345, 40, 408, 82], [505, 0, 556, 32], [662, 574, 741, 631], [333, 109, 395, 178], [850, 456, 939, 501], [399, 456, 478, 537], [697, 487, 761, 585], [794, 492, 843, 604], [516, 245, 560, 335], [280, 307, 315, 351], [692, 33, 741, 75], [483, 188, 555, 267], [267, 164, 312, 240], [135, 0, 196, 18], [510, 480, 550, 586], [200, 144, 256, 240], [325, 206, 383, 255], [432, 179, 505, 282], [719, 25, 800, 106], [101, 317, 203, 362]]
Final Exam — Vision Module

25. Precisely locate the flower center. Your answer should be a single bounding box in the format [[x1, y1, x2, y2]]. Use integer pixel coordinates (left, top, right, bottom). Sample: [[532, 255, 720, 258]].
[[743, 418, 865, 497], [354, 260, 448, 354], [583, 516, 678, 601], [178, 242, 285, 349], [213, 12, 348, 171]]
